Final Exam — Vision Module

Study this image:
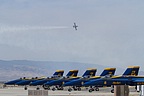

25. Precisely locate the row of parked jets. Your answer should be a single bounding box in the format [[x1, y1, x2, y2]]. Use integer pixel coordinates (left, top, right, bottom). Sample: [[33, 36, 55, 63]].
[[5, 66, 142, 93]]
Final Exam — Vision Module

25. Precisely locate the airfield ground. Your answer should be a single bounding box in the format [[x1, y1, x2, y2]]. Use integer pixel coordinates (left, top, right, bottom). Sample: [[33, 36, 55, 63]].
[[0, 84, 140, 96]]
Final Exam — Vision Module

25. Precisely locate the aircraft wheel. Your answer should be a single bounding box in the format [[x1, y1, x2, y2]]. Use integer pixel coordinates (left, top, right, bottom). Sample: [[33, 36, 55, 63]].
[[77, 87, 81, 91], [43, 85, 50, 90], [111, 89, 114, 93], [73, 88, 77, 91], [57, 87, 63, 90], [43, 85, 48, 88], [95, 87, 99, 91], [68, 88, 72, 92], [60, 87, 64, 90], [52, 88, 56, 91], [43, 87, 47, 90], [92, 88, 94, 91], [135, 86, 137, 90], [42, 85, 45, 88], [44, 87, 50, 90], [24, 87, 27, 90], [47, 87, 50, 90], [72, 86, 77, 91], [89, 89, 93, 92], [36, 87, 40, 90]]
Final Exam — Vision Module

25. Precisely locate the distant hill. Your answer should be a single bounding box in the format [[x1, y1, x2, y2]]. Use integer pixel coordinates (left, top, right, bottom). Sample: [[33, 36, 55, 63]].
[[0, 60, 122, 81]]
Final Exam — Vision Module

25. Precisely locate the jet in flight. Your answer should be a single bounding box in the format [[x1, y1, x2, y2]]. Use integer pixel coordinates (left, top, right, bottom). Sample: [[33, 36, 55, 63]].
[[73, 23, 78, 30]]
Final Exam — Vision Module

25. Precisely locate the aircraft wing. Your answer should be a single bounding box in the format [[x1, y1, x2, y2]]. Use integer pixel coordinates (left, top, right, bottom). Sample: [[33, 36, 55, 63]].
[[111, 79, 131, 82], [132, 79, 144, 82]]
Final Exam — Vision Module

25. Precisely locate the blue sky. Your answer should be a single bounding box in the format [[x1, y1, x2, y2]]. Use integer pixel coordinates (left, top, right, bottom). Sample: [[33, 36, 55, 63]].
[[0, 0, 144, 69]]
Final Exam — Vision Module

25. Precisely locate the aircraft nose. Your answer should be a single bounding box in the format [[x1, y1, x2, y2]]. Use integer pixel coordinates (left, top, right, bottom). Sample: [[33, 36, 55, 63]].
[[4, 82, 11, 85], [4, 79, 21, 85]]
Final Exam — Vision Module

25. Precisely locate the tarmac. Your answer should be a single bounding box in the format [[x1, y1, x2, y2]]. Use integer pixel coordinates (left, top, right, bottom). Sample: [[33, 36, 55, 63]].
[[0, 84, 140, 96]]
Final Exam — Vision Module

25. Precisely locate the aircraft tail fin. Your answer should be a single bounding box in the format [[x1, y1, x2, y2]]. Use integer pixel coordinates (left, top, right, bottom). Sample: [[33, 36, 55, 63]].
[[53, 70, 64, 77], [82, 68, 97, 77], [100, 68, 116, 76], [123, 66, 140, 76], [66, 70, 78, 77]]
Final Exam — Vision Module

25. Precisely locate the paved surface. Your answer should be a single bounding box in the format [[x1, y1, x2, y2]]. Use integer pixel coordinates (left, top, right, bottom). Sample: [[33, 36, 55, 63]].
[[0, 86, 140, 96]]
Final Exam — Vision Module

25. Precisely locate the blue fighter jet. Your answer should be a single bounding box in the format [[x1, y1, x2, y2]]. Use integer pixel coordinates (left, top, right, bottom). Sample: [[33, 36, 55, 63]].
[[29, 70, 64, 90], [11, 70, 64, 90], [63, 68, 116, 92], [44, 68, 97, 91], [83, 66, 140, 93], [30, 70, 78, 90]]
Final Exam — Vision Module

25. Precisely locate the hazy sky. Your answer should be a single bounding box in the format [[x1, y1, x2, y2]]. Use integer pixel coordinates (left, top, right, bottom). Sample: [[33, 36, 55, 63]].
[[0, 0, 144, 69]]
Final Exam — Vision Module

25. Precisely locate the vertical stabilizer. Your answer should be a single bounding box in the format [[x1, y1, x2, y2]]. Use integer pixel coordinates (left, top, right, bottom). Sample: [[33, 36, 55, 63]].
[[82, 68, 97, 77], [123, 66, 140, 76], [53, 70, 64, 77], [66, 70, 79, 77], [100, 68, 116, 76]]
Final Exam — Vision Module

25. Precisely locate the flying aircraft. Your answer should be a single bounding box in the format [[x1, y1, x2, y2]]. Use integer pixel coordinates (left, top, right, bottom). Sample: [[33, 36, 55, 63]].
[[30, 70, 79, 90], [73, 23, 78, 30], [43, 68, 97, 91], [63, 68, 116, 92], [7, 70, 64, 90], [83, 66, 140, 92]]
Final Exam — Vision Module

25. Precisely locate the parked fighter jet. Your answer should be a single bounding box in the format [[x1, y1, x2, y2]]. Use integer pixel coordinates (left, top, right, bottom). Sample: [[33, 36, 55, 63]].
[[44, 68, 97, 91], [83, 66, 140, 92], [30, 70, 78, 90], [4, 77, 27, 86], [63, 68, 116, 92], [5, 70, 64, 90], [73, 23, 78, 30]]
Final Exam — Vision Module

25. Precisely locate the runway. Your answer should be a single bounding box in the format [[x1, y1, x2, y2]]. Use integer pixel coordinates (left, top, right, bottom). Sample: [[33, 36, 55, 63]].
[[0, 86, 140, 96]]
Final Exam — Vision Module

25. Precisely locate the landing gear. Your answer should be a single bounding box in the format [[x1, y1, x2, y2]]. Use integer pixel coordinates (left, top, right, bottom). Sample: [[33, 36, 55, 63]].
[[71, 86, 81, 91], [36, 87, 40, 90], [52, 87, 56, 91], [77, 87, 81, 91], [111, 85, 114, 93], [89, 88, 94, 92], [95, 87, 99, 91], [111, 89, 114, 93], [24, 86, 27, 90], [88, 86, 99, 92], [56, 85, 64, 90], [72, 86, 77, 91], [57, 87, 64, 90], [68, 88, 72, 92], [43, 85, 50, 90]]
